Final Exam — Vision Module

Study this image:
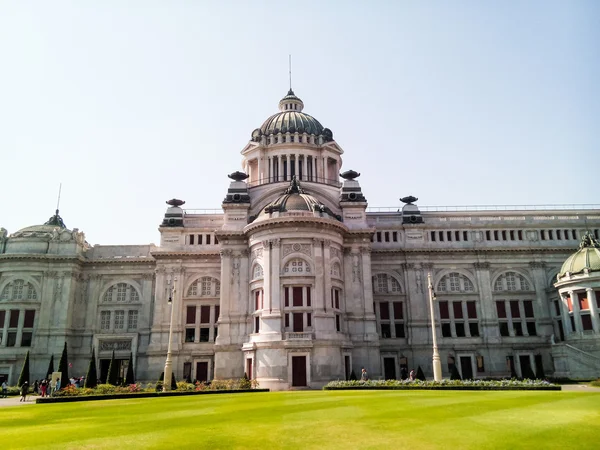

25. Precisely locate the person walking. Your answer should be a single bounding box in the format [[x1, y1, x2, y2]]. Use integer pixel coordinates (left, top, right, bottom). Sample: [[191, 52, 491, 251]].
[[40, 379, 47, 398], [19, 381, 29, 402], [50, 378, 57, 397], [361, 368, 369, 381], [1, 380, 7, 398], [409, 369, 416, 381]]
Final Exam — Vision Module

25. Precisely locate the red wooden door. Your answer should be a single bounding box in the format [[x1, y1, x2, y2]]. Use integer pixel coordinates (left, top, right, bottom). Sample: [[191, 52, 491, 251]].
[[292, 356, 307, 387], [196, 362, 208, 382], [293, 313, 303, 332]]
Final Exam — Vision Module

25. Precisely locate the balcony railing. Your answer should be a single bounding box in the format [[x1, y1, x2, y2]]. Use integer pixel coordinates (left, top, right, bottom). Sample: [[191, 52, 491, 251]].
[[246, 177, 342, 188], [285, 332, 313, 341], [367, 204, 600, 213]]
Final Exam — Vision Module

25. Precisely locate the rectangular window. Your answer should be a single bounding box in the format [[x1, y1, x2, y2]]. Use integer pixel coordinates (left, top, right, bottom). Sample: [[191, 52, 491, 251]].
[[215, 305, 220, 321], [380, 323, 391, 338], [502, 230, 507, 240], [567, 296, 573, 312], [377, 232, 381, 242], [393, 302, 403, 320], [6, 331, 17, 347], [554, 300, 561, 316], [579, 295, 589, 310], [541, 230, 546, 240], [379, 302, 390, 320], [285, 288, 289, 307], [335, 314, 341, 332], [254, 316, 260, 333], [307, 313, 312, 328], [21, 332, 33, 347], [499, 322, 510, 337], [307, 288, 311, 307], [114, 310, 125, 330], [466, 301, 477, 319], [206, 235, 211, 245], [0, 310, 4, 328], [455, 231, 460, 241], [333, 290, 339, 309], [200, 305, 210, 324], [526, 321, 537, 335], [518, 230, 523, 240], [431, 231, 436, 242], [392, 232, 398, 242], [463, 231, 468, 241], [439, 231, 444, 242], [514, 322, 523, 336], [292, 287, 303, 307], [198, 234, 203, 245], [486, 230, 491, 241], [9, 310, 19, 328], [186, 306, 196, 324], [441, 323, 452, 338], [469, 322, 480, 337], [189, 235, 195, 245], [199, 328, 210, 342], [285, 313, 289, 328], [581, 315, 593, 331], [100, 311, 111, 330], [255, 291, 261, 311], [494, 230, 499, 240], [385, 232, 390, 242], [496, 301, 506, 318], [183, 362, 192, 382], [439, 301, 449, 319], [523, 300, 534, 318], [23, 310, 35, 328], [510, 230, 515, 241], [127, 310, 138, 330], [455, 322, 466, 337], [557, 230, 562, 240], [447, 231, 452, 241], [453, 302, 463, 319], [548, 230, 554, 240], [185, 328, 196, 342], [395, 323, 405, 338], [510, 300, 520, 318]]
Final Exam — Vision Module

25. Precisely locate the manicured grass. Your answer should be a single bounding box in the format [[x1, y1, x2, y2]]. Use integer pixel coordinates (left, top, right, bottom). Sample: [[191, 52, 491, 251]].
[[1, 390, 599, 449]]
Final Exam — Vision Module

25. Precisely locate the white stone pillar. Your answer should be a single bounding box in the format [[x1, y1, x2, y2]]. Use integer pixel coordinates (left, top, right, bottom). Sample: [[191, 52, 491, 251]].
[[323, 241, 332, 312], [257, 154, 263, 184], [570, 291, 583, 333], [586, 288, 599, 333], [262, 241, 271, 311], [313, 239, 325, 312], [294, 154, 299, 179], [559, 293, 572, 335], [271, 239, 281, 314], [314, 156, 318, 182], [284, 154, 288, 181], [303, 155, 308, 181]]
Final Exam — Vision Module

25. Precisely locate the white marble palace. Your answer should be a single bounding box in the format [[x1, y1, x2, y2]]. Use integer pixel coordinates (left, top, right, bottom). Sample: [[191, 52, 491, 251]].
[[1, 90, 600, 389]]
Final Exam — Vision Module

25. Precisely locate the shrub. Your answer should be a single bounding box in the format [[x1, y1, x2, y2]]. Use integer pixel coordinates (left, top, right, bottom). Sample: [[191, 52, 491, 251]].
[[195, 382, 208, 391], [323, 378, 559, 390], [58, 342, 69, 390], [95, 384, 117, 395], [590, 379, 600, 388], [176, 381, 196, 392], [18, 350, 30, 387], [54, 385, 79, 397], [450, 365, 462, 381], [124, 353, 135, 386]]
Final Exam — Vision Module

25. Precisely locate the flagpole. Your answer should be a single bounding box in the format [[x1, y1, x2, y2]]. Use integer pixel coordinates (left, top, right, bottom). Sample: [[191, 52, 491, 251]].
[[428, 272, 443, 381]]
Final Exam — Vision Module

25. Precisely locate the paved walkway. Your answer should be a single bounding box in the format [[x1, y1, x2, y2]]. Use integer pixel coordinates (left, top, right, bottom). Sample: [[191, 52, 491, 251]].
[[560, 384, 600, 392], [0, 395, 38, 407]]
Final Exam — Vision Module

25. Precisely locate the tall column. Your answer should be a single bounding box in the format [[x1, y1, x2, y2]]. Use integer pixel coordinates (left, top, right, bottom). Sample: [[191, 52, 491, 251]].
[[257, 154, 263, 184], [586, 288, 599, 333], [267, 156, 271, 183], [277, 155, 282, 182], [271, 239, 281, 313], [323, 241, 332, 312], [360, 247, 374, 315], [262, 241, 271, 311], [570, 291, 583, 333], [313, 239, 325, 312], [559, 293, 572, 335], [294, 154, 299, 179], [283, 154, 288, 181], [303, 155, 308, 181]]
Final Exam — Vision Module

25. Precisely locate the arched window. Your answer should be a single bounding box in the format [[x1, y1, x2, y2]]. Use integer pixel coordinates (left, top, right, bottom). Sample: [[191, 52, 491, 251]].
[[252, 264, 264, 280], [283, 259, 311, 275], [437, 273, 475, 293], [103, 283, 140, 303], [1, 280, 38, 301], [187, 277, 221, 297], [494, 272, 531, 292], [372, 274, 402, 294], [330, 262, 341, 278]]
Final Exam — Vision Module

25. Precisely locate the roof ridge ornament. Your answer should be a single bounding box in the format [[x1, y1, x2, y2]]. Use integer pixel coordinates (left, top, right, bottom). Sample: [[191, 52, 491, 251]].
[[44, 209, 66, 228], [579, 232, 600, 250], [285, 176, 305, 195], [400, 196, 418, 205]]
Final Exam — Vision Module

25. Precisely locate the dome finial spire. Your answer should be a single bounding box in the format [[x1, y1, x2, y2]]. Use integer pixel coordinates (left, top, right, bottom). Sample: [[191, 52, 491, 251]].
[[289, 54, 292, 93]]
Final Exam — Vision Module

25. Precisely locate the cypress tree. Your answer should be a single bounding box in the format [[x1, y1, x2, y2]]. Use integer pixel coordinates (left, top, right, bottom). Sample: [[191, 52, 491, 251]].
[[416, 365, 426, 381], [57, 342, 69, 389], [535, 356, 545, 379], [450, 364, 462, 381], [106, 350, 119, 385], [124, 352, 135, 385], [46, 354, 54, 379], [84, 348, 98, 388], [171, 371, 177, 390], [17, 350, 30, 387]]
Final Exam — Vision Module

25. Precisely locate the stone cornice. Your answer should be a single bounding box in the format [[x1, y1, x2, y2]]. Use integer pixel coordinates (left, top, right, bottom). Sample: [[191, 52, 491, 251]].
[[0, 253, 85, 263], [150, 251, 220, 260], [244, 216, 348, 235]]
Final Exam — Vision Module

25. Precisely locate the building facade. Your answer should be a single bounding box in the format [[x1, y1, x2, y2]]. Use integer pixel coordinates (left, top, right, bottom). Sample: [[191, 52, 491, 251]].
[[1, 90, 600, 388]]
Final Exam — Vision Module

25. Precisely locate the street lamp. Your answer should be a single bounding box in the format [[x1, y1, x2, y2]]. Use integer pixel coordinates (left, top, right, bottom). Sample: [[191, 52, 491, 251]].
[[427, 272, 443, 381], [163, 276, 177, 391]]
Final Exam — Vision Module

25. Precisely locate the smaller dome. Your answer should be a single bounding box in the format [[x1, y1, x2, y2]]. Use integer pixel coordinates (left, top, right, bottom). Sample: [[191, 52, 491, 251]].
[[558, 233, 600, 279]]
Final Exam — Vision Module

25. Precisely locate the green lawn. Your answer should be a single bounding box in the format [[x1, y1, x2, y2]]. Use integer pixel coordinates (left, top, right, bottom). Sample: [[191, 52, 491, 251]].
[[1, 390, 599, 449]]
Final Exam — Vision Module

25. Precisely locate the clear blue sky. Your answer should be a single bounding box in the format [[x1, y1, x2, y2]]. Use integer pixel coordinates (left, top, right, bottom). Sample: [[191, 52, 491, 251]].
[[0, 1, 598, 245]]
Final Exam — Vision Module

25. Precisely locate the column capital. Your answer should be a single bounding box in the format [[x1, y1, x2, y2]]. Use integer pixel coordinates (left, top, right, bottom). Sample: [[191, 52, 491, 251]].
[[473, 262, 490, 270], [529, 261, 546, 269], [271, 238, 281, 248], [220, 249, 233, 257], [421, 263, 434, 269], [401, 263, 415, 269], [261, 240, 270, 249]]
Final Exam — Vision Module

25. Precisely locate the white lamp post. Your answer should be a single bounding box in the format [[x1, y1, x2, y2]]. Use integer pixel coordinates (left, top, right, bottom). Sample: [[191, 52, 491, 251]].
[[163, 276, 177, 391], [427, 272, 443, 382]]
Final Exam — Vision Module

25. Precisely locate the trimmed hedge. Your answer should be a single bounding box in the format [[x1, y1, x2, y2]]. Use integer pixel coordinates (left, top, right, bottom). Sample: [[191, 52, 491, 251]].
[[323, 379, 561, 391], [36, 389, 269, 404]]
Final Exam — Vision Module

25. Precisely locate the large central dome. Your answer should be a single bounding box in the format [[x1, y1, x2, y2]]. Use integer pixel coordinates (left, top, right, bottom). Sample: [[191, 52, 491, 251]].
[[251, 90, 333, 142]]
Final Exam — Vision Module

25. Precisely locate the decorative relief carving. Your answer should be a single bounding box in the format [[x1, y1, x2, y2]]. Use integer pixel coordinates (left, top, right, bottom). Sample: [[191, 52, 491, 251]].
[[232, 256, 240, 278], [90, 273, 103, 281], [343, 247, 352, 255], [99, 340, 132, 351], [473, 231, 483, 243], [529, 262, 546, 269], [252, 248, 263, 261], [401, 263, 415, 269], [241, 249, 250, 257], [220, 249, 232, 257], [421, 263, 434, 269], [283, 243, 312, 258], [262, 240, 270, 249], [473, 262, 490, 270], [352, 254, 361, 282], [359, 247, 371, 254], [46, 271, 58, 279], [415, 270, 423, 294], [142, 273, 155, 280], [330, 247, 341, 260], [271, 238, 281, 248], [54, 276, 63, 302], [526, 230, 538, 242], [312, 238, 324, 245]]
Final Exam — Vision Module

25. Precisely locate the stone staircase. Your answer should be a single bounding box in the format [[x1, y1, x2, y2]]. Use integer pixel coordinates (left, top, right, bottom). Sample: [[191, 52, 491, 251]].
[[552, 343, 600, 379]]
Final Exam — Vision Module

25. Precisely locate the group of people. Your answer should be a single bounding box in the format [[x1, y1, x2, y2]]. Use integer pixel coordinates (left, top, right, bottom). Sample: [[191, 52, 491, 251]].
[[360, 367, 418, 381]]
